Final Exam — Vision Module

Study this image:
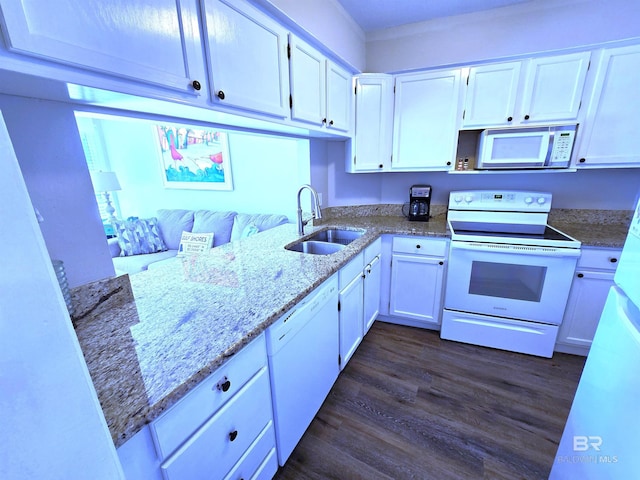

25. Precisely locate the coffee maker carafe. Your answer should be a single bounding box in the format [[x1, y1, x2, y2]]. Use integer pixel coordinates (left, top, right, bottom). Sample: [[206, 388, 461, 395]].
[[409, 184, 431, 221]]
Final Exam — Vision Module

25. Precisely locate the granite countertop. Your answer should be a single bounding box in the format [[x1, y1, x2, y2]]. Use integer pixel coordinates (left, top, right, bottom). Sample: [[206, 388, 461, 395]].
[[70, 207, 630, 448]]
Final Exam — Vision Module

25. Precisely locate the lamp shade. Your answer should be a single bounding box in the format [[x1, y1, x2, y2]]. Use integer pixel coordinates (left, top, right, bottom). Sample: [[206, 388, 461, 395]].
[[90, 171, 121, 192]]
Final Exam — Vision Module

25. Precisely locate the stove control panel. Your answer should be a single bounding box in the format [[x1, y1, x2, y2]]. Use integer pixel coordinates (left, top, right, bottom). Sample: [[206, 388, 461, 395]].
[[449, 190, 552, 212]]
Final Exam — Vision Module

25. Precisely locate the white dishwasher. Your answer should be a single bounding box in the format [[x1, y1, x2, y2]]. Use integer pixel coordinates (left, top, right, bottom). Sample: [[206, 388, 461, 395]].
[[266, 274, 339, 466]]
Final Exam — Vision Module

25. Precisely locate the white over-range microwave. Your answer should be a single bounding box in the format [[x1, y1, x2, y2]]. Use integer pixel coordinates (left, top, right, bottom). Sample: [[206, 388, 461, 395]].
[[476, 124, 577, 170]]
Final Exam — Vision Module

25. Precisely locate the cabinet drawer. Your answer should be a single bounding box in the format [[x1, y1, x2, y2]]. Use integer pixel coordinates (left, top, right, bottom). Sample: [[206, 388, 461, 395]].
[[339, 252, 364, 287], [392, 236, 448, 257], [152, 335, 267, 459], [365, 237, 382, 262], [578, 247, 622, 270], [161, 367, 272, 480], [223, 422, 277, 480]]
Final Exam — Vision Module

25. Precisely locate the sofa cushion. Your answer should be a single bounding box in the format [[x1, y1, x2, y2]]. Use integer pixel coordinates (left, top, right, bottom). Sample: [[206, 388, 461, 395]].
[[230, 213, 289, 241], [112, 217, 167, 256], [112, 250, 178, 275], [157, 209, 195, 250], [192, 210, 237, 247]]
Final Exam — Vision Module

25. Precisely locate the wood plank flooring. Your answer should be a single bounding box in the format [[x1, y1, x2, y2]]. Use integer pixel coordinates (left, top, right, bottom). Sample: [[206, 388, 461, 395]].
[[274, 321, 585, 480]]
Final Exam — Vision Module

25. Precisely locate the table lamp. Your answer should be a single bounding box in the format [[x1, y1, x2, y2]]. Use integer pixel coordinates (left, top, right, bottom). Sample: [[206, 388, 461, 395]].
[[90, 171, 121, 223]]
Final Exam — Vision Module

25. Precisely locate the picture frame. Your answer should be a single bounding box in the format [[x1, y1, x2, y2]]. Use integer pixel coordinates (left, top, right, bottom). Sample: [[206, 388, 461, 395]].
[[156, 125, 233, 191]]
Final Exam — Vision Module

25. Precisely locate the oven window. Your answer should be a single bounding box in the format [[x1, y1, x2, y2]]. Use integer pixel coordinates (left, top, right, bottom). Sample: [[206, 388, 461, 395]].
[[469, 261, 547, 302]]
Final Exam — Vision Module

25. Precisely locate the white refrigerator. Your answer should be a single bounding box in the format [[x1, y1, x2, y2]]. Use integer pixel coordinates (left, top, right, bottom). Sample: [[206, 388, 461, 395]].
[[550, 194, 640, 479]]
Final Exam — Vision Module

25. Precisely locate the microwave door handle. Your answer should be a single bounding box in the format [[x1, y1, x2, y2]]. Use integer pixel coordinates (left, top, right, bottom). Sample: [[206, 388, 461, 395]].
[[544, 130, 555, 167]]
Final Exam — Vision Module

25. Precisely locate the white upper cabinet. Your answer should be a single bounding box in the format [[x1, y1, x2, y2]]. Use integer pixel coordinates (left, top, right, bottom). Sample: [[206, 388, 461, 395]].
[[0, 0, 205, 96], [288, 35, 325, 126], [347, 74, 394, 172], [289, 34, 352, 133], [574, 45, 640, 168], [392, 69, 463, 171], [520, 53, 590, 124], [463, 52, 590, 128], [325, 60, 352, 132], [201, 0, 289, 118], [462, 62, 522, 128]]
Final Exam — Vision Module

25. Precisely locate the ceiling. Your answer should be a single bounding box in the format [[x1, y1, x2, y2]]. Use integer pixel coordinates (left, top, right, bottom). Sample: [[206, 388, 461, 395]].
[[335, 0, 534, 32]]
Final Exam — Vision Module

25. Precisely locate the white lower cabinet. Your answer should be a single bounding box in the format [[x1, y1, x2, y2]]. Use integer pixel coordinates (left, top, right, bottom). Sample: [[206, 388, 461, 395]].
[[117, 334, 276, 480], [556, 247, 622, 355], [384, 236, 448, 329], [339, 252, 364, 369], [338, 238, 383, 369], [363, 242, 382, 334]]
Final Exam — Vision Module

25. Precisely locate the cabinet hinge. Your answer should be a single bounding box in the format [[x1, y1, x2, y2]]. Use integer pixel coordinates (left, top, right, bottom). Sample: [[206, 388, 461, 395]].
[[338, 354, 342, 366], [462, 109, 466, 120], [289, 94, 293, 109], [287, 43, 291, 59], [354, 85, 357, 95], [393, 85, 396, 94], [466, 75, 470, 85], [587, 60, 591, 71], [578, 100, 582, 111], [353, 155, 356, 165], [338, 300, 341, 312]]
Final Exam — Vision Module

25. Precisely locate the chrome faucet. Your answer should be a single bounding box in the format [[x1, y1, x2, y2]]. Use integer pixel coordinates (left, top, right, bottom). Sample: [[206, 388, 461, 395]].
[[297, 184, 322, 235]]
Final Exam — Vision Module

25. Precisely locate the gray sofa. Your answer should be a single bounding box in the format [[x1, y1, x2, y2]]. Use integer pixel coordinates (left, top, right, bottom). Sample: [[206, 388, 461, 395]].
[[108, 209, 289, 275]]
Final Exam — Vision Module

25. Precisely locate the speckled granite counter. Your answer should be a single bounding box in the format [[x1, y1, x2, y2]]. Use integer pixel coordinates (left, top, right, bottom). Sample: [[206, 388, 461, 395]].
[[71, 206, 630, 448]]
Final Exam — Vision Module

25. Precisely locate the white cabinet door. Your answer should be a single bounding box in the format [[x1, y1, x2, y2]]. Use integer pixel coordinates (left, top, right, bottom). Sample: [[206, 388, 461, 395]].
[[389, 253, 445, 325], [288, 35, 352, 133], [463, 53, 590, 128], [392, 69, 462, 171], [339, 272, 364, 370], [201, 0, 289, 118], [348, 74, 394, 173], [0, 0, 204, 95], [557, 270, 615, 350], [463, 62, 521, 128], [520, 52, 590, 124], [575, 45, 640, 168], [325, 60, 352, 132], [363, 255, 381, 334], [288, 35, 325, 126]]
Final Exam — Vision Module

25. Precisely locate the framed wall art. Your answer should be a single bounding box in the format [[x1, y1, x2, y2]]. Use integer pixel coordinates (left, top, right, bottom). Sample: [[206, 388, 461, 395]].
[[156, 125, 233, 190]]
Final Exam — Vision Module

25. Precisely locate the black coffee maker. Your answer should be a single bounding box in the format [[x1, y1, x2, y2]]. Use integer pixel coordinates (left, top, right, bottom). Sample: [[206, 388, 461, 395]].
[[408, 184, 431, 221]]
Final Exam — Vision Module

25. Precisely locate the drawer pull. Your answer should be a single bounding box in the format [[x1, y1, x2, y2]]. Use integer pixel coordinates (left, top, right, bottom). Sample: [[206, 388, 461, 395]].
[[229, 430, 238, 442], [216, 377, 231, 392], [577, 273, 584, 278], [610, 258, 618, 263], [416, 244, 421, 249]]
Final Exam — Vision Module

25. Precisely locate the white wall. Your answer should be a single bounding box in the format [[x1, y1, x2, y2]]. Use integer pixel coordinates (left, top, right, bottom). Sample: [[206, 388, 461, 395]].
[[266, 0, 366, 71], [318, 141, 640, 210], [97, 116, 310, 221], [366, 0, 640, 72], [0, 94, 115, 288], [0, 111, 123, 480]]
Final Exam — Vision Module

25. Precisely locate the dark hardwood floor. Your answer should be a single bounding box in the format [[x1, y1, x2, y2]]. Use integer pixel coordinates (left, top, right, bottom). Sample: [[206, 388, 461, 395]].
[[274, 321, 585, 480]]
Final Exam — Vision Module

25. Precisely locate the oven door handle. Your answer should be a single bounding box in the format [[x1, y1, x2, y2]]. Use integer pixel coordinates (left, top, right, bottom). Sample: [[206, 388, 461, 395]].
[[450, 241, 581, 257]]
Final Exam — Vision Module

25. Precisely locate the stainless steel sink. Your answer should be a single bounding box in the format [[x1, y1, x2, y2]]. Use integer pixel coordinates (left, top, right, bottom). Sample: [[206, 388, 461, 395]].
[[285, 240, 346, 255], [305, 228, 365, 246]]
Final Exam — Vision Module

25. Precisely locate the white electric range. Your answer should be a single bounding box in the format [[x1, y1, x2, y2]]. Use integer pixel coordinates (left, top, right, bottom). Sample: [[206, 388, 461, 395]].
[[442, 190, 581, 358]]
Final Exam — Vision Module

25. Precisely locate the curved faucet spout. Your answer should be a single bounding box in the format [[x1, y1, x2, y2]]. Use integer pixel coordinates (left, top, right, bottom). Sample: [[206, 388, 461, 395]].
[[297, 184, 322, 236]]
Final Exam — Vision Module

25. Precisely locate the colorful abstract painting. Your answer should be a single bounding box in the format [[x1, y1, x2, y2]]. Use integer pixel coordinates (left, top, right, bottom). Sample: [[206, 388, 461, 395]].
[[156, 125, 233, 190]]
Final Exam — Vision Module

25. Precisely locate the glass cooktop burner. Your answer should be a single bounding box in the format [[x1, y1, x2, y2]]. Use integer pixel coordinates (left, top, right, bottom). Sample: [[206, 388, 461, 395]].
[[448, 221, 579, 246]]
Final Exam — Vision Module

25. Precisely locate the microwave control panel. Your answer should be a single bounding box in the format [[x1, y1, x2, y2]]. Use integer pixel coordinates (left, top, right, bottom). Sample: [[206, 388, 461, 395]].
[[549, 130, 576, 165]]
